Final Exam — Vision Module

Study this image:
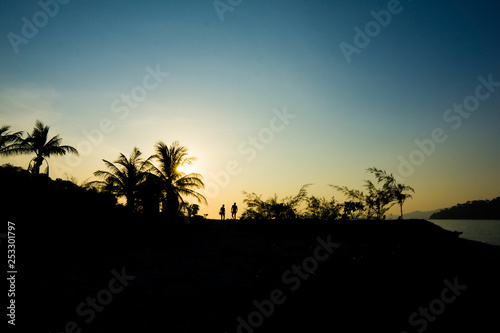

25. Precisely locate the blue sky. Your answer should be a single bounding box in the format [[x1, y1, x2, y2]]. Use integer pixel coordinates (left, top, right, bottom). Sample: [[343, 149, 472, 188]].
[[1, 0, 499, 218]]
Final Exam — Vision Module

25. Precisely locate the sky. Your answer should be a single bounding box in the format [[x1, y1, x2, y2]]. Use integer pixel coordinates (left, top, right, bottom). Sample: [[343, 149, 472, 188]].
[[1, 0, 499, 218]]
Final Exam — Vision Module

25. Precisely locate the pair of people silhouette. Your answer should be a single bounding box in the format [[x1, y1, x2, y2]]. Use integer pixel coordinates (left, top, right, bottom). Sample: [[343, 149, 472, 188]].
[[220, 203, 237, 220]]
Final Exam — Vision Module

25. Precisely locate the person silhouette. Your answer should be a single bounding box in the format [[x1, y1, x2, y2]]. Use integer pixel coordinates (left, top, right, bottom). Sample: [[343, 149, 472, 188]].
[[231, 202, 238, 219], [219, 204, 225, 220]]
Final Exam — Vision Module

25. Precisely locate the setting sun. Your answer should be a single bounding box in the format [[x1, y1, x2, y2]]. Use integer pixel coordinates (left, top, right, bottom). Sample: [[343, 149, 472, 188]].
[[176, 164, 194, 175]]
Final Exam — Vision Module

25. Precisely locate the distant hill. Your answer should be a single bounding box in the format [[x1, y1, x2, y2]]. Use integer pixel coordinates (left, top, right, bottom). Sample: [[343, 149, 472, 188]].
[[405, 209, 446, 220], [429, 197, 500, 219], [387, 209, 445, 220]]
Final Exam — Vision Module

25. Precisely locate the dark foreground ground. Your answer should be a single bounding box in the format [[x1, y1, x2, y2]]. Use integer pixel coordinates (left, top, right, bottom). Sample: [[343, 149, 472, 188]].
[[10, 217, 500, 332]]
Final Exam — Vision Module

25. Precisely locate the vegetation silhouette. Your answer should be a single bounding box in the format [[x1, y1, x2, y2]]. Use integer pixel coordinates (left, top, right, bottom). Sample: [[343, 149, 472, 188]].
[[148, 141, 207, 218], [90, 141, 207, 218], [1, 163, 118, 223], [0, 125, 23, 156], [367, 167, 415, 219], [430, 197, 500, 219], [240, 170, 414, 221], [2, 160, 499, 333], [241, 184, 310, 219], [184, 203, 200, 217], [332, 167, 415, 220], [91, 147, 155, 213], [1, 120, 78, 176]]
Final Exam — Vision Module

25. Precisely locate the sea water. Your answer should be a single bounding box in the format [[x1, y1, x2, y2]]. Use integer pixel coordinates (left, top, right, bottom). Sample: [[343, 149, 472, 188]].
[[428, 220, 500, 246]]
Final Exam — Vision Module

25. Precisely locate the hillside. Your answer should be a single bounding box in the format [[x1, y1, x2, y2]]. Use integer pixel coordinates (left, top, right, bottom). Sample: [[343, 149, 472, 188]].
[[430, 197, 500, 219], [4, 164, 500, 331], [13, 218, 500, 332]]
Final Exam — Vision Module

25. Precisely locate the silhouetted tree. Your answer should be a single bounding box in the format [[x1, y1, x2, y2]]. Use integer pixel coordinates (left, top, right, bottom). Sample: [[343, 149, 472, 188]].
[[393, 183, 415, 219], [364, 179, 394, 219], [181, 203, 200, 217], [241, 184, 310, 219], [136, 173, 163, 215], [332, 168, 415, 220], [91, 147, 153, 212], [342, 201, 365, 220], [330, 185, 367, 219], [0, 125, 23, 156], [367, 167, 414, 219], [7, 120, 78, 175], [150, 141, 206, 217], [190, 203, 200, 216], [305, 195, 341, 220]]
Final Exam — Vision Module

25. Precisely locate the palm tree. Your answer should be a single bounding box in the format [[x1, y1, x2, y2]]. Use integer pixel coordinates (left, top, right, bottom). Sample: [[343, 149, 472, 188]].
[[0, 125, 23, 156], [9, 120, 78, 175], [150, 141, 206, 217], [91, 147, 153, 212], [393, 183, 415, 219]]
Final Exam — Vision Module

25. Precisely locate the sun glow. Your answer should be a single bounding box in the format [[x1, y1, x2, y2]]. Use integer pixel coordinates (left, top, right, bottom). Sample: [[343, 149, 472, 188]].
[[176, 164, 195, 176]]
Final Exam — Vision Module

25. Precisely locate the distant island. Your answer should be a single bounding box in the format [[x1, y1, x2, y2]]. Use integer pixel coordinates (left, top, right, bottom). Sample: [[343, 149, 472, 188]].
[[430, 197, 500, 219]]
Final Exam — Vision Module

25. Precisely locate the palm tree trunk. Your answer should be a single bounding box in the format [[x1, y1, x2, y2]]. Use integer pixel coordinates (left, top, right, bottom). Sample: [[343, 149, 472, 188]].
[[400, 203, 403, 219], [33, 157, 43, 175]]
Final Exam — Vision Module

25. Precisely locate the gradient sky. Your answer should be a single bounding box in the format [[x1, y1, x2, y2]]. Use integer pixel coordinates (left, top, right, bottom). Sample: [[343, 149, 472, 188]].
[[1, 0, 499, 218]]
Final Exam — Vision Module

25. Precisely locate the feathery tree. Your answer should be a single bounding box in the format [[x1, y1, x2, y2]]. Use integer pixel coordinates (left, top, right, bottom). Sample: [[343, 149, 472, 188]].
[[150, 141, 207, 217], [0, 125, 23, 156], [332, 166, 415, 220], [342, 201, 365, 220], [241, 184, 310, 219], [330, 185, 367, 219], [367, 167, 414, 219], [7, 120, 79, 175], [91, 147, 154, 212], [305, 195, 341, 220], [363, 178, 394, 219]]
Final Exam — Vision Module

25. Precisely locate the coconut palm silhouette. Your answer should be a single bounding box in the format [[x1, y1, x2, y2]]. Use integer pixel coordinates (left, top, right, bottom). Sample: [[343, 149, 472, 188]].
[[393, 183, 415, 219], [91, 147, 153, 212], [149, 141, 206, 217], [0, 125, 23, 156], [9, 120, 78, 176]]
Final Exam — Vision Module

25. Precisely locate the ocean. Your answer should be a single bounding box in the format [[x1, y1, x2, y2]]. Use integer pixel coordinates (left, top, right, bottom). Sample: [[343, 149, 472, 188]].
[[428, 220, 500, 246]]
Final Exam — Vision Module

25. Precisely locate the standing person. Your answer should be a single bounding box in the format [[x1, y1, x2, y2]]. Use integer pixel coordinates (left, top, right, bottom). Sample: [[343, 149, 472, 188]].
[[231, 202, 238, 219], [219, 204, 225, 220]]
